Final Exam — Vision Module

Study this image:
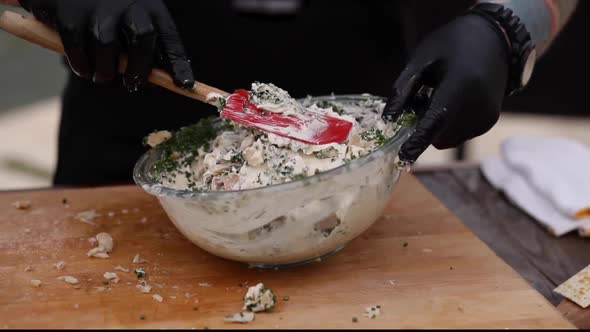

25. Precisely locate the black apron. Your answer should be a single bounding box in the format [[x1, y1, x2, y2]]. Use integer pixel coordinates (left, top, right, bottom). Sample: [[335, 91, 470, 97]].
[[55, 0, 472, 186]]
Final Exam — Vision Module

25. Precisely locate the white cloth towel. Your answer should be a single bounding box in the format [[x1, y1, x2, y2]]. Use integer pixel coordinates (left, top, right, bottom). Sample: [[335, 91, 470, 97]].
[[481, 136, 590, 237]]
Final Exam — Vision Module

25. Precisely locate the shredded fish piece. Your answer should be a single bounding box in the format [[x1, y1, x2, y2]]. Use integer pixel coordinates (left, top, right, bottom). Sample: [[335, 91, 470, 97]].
[[136, 280, 152, 293], [133, 254, 149, 264], [57, 276, 79, 284], [114, 265, 129, 273], [53, 261, 66, 271], [104, 272, 119, 283], [76, 210, 100, 225], [87, 232, 113, 258], [224, 312, 255, 324]]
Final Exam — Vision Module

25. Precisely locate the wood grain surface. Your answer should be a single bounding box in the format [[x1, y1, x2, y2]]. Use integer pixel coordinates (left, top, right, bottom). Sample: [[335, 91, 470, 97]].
[[417, 167, 590, 306], [0, 174, 574, 329]]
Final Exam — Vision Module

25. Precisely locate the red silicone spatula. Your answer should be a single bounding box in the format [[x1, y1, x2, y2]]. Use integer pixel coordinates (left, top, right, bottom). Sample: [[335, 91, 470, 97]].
[[0, 11, 353, 145], [221, 89, 353, 145]]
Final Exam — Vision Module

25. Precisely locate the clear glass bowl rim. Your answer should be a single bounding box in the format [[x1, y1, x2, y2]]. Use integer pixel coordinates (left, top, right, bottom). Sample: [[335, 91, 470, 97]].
[[133, 94, 414, 200]]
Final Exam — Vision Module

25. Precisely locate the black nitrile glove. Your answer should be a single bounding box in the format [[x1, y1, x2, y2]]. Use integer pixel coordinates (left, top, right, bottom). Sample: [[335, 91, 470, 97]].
[[383, 12, 511, 164], [18, 0, 194, 91]]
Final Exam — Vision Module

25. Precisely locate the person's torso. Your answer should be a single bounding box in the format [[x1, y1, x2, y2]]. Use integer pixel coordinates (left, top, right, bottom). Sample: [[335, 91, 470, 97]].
[[57, 0, 472, 185]]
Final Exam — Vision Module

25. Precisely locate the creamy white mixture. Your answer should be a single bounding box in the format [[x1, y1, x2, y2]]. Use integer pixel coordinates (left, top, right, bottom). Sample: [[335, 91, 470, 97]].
[[243, 283, 276, 312], [151, 82, 396, 192]]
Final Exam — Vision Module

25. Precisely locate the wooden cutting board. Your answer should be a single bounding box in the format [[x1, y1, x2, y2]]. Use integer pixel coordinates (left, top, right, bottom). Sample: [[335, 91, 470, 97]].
[[559, 299, 589, 329], [0, 174, 574, 329]]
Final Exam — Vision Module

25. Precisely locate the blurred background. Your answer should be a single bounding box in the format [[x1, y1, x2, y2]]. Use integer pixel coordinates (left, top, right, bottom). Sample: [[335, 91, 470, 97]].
[[0, 3, 589, 190]]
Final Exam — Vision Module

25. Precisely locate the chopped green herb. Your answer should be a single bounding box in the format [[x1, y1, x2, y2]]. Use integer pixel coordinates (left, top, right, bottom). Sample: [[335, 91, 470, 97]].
[[101, 280, 109, 285], [149, 117, 223, 179], [230, 153, 244, 164], [352, 317, 358, 323], [139, 314, 146, 320], [403, 242, 408, 248], [193, 307, 199, 311], [361, 129, 388, 147], [397, 111, 416, 127], [316, 100, 345, 115], [134, 268, 146, 279], [216, 97, 227, 111], [62, 198, 68, 204], [283, 296, 290, 301], [291, 174, 306, 181]]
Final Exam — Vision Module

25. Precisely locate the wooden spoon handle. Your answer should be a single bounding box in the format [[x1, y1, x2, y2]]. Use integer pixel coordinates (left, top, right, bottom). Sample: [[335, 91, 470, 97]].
[[0, 11, 229, 106]]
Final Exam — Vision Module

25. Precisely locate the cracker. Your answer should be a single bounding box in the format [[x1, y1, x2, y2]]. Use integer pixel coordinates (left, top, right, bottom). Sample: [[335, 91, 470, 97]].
[[554, 264, 590, 308]]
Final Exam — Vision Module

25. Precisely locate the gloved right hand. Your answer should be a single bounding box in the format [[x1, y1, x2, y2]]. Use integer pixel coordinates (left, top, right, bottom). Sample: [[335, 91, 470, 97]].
[[18, 0, 195, 91]]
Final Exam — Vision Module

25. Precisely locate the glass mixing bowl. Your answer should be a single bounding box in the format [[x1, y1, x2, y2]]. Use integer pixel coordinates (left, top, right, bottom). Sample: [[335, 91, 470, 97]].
[[133, 95, 414, 268]]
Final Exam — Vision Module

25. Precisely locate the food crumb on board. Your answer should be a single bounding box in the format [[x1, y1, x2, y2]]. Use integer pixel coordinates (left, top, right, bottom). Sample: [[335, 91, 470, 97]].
[[30, 279, 42, 288], [198, 283, 211, 287], [57, 276, 79, 284], [76, 210, 100, 226], [114, 265, 129, 273], [53, 261, 66, 271], [224, 312, 255, 324], [185, 292, 191, 299], [458, 305, 465, 313], [73, 304, 79, 310], [403, 242, 408, 248], [24, 266, 32, 272], [87, 232, 113, 259], [422, 248, 433, 253], [12, 200, 31, 210], [364, 305, 381, 319], [152, 294, 164, 303], [133, 208, 140, 213], [140, 217, 148, 224], [133, 254, 149, 264], [107, 212, 115, 217], [388, 280, 396, 286], [24, 228, 31, 234], [170, 296, 177, 300], [94, 286, 110, 292], [134, 268, 146, 279], [136, 280, 152, 293], [104, 272, 119, 283], [242, 283, 276, 312]]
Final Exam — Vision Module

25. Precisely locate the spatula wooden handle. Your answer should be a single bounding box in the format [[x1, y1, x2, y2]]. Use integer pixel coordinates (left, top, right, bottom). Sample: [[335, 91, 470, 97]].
[[0, 10, 229, 106]]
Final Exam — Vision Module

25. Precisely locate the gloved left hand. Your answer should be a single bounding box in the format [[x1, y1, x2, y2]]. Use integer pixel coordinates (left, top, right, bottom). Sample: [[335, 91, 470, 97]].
[[383, 12, 511, 164]]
